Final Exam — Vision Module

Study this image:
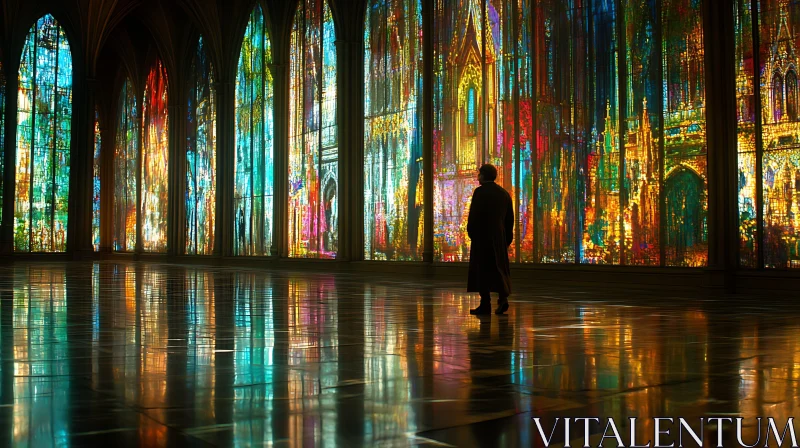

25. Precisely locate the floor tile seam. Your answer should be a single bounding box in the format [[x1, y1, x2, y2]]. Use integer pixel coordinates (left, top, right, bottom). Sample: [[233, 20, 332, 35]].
[[82, 374, 220, 447]]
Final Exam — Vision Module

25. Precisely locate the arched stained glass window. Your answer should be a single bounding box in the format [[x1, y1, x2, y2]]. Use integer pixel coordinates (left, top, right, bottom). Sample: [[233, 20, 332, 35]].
[[662, 0, 707, 266], [773, 72, 784, 122], [235, 5, 273, 257], [93, 109, 101, 251], [289, 0, 338, 258], [363, 0, 423, 261], [15, 14, 72, 252], [187, 37, 216, 255], [114, 79, 137, 252], [141, 59, 169, 253], [787, 70, 797, 121]]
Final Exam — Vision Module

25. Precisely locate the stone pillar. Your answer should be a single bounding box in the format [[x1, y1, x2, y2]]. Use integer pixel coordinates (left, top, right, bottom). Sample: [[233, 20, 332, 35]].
[[70, 76, 97, 257], [270, 64, 289, 258], [335, 39, 364, 262], [702, 0, 738, 292], [169, 100, 187, 256], [215, 80, 234, 257]]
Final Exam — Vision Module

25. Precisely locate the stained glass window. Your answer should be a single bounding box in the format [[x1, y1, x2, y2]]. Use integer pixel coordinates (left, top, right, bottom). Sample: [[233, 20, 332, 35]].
[[114, 79, 138, 252], [142, 59, 169, 253], [662, 0, 707, 267], [585, 0, 621, 265], [432, 0, 517, 261], [364, 0, 423, 261], [622, 0, 662, 265], [429, 0, 706, 266], [735, 0, 757, 268], [187, 37, 216, 255], [737, 0, 800, 268], [93, 109, 101, 251], [15, 14, 72, 252], [235, 5, 274, 257], [532, 0, 582, 263], [289, 0, 338, 258]]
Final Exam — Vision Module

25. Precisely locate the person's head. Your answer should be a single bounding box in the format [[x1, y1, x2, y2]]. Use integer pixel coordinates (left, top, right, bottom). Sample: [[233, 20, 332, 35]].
[[478, 164, 498, 183]]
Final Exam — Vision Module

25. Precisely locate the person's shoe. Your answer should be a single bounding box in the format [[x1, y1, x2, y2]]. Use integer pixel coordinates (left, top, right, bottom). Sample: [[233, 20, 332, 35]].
[[495, 298, 509, 315], [470, 304, 492, 315]]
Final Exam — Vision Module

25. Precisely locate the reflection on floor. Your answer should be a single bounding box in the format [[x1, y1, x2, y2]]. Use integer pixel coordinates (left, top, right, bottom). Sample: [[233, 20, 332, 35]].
[[0, 262, 796, 447]]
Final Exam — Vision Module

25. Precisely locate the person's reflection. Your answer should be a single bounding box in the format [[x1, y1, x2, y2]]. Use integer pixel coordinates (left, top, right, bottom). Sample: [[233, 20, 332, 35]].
[[467, 316, 515, 446]]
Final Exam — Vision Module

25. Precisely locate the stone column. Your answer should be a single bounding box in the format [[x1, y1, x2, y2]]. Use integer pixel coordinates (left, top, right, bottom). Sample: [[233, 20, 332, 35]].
[[335, 39, 364, 262], [702, 0, 738, 291], [214, 81, 234, 257], [169, 100, 187, 256], [70, 76, 97, 257], [270, 64, 289, 258]]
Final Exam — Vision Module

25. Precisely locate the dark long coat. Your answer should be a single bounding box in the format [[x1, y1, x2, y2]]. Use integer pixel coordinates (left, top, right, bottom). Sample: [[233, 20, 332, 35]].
[[466, 181, 514, 296]]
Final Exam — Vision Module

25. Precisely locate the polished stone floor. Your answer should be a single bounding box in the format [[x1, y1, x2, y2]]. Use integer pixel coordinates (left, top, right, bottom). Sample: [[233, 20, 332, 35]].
[[0, 262, 797, 447]]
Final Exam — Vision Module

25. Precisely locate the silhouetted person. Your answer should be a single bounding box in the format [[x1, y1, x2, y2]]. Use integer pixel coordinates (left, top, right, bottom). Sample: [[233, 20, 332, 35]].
[[467, 164, 514, 315]]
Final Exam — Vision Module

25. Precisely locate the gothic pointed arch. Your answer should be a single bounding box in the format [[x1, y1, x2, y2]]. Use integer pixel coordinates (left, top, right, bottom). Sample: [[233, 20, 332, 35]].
[[234, 4, 274, 257], [186, 35, 216, 255], [15, 14, 73, 253], [141, 57, 169, 253]]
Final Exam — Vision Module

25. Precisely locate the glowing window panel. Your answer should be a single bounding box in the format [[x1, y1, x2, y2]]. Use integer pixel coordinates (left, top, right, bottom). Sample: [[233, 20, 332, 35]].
[[93, 109, 101, 251], [432, 0, 516, 261], [141, 59, 169, 253], [621, 0, 662, 266], [15, 14, 72, 252], [235, 5, 274, 256], [735, 0, 757, 268], [516, 0, 535, 262], [532, 0, 581, 263], [114, 79, 137, 252], [662, 0, 708, 267], [187, 37, 216, 255], [289, 0, 338, 258], [584, 0, 621, 265], [759, 0, 800, 268], [363, 0, 424, 261]]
